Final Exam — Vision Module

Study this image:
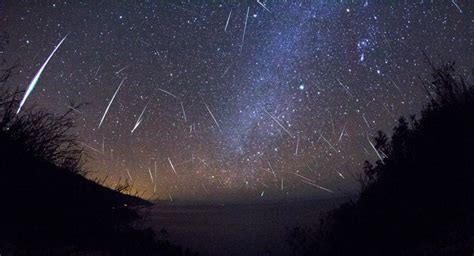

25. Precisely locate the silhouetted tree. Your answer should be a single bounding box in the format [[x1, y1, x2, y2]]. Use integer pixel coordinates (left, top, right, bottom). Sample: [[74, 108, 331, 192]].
[[288, 61, 474, 256]]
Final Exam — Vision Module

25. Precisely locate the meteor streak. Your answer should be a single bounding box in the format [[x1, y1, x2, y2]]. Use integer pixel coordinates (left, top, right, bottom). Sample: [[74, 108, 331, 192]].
[[335, 169, 345, 179], [98, 78, 126, 129], [300, 179, 333, 193], [257, 0, 271, 12], [362, 113, 371, 129], [338, 123, 347, 143], [204, 103, 221, 131], [147, 168, 154, 183], [294, 172, 333, 193], [240, 7, 249, 52], [367, 134, 384, 163], [293, 172, 315, 183], [79, 142, 103, 154], [268, 161, 277, 180], [95, 64, 101, 76], [115, 65, 130, 75], [264, 109, 293, 137], [181, 102, 187, 122], [131, 103, 148, 133], [224, 10, 232, 31], [451, 0, 462, 13], [336, 78, 353, 98], [389, 78, 402, 93], [294, 135, 300, 156], [321, 134, 339, 153], [125, 169, 133, 181], [157, 88, 178, 99], [17, 35, 68, 114], [221, 63, 233, 78], [66, 104, 82, 114], [168, 158, 178, 175]]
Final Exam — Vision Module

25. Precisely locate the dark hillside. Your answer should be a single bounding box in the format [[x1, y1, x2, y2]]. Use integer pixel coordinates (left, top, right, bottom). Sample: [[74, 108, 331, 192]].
[[0, 66, 195, 255]]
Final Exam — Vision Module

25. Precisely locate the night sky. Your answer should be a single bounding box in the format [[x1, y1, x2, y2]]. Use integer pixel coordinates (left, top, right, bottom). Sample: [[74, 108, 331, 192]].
[[2, 0, 472, 202]]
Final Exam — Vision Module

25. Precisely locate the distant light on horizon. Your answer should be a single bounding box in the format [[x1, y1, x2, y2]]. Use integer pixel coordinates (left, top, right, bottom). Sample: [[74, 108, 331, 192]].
[[2, 1, 472, 201]]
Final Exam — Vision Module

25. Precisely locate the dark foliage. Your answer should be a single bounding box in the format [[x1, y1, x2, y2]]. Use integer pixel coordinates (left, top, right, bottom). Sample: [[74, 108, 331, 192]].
[[0, 66, 197, 255], [288, 62, 474, 256]]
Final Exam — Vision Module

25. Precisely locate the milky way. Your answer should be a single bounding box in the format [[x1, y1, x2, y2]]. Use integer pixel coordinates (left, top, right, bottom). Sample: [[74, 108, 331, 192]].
[[2, 1, 473, 202]]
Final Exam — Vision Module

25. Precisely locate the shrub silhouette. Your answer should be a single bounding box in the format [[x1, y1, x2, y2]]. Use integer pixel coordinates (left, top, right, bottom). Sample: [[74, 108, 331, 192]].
[[288, 62, 474, 256], [0, 66, 197, 255]]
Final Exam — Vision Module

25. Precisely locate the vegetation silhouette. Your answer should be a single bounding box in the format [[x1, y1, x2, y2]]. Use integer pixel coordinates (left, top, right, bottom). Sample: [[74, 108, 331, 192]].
[[287, 61, 474, 256], [0, 65, 197, 255]]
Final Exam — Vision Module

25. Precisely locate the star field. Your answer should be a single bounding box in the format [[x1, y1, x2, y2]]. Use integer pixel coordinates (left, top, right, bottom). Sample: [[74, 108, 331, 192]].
[[2, 0, 473, 202]]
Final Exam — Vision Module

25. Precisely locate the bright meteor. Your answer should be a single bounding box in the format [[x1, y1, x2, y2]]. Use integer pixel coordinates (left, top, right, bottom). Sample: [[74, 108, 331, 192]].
[[98, 77, 126, 129], [17, 35, 68, 114]]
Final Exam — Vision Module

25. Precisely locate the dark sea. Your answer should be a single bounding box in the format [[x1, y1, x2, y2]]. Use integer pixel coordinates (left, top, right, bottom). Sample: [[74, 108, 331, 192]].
[[147, 198, 346, 256]]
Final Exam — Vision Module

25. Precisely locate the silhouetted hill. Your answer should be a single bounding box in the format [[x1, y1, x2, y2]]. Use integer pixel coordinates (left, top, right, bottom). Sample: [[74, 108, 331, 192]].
[[0, 67, 196, 255], [0, 145, 150, 255], [288, 62, 474, 256]]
